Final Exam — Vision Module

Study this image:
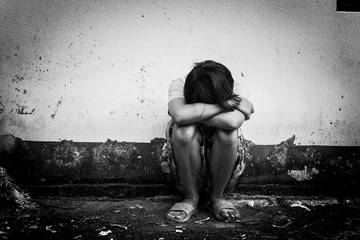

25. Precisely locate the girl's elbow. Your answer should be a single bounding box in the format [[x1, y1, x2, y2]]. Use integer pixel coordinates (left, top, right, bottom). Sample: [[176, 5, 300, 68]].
[[171, 112, 186, 125], [231, 114, 245, 129], [230, 120, 243, 129]]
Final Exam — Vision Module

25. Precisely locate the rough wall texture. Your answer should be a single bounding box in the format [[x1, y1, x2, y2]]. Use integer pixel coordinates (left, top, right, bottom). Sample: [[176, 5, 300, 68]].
[[0, 0, 360, 146], [1, 134, 359, 196], [0, 135, 164, 184]]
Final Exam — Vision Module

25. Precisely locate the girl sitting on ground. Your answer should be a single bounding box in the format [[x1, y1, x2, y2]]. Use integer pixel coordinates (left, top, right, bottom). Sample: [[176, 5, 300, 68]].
[[162, 60, 254, 223]]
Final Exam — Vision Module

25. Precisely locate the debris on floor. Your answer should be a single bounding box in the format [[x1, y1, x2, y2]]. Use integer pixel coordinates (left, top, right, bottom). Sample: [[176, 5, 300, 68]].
[[98, 229, 112, 236], [290, 201, 311, 211], [1, 196, 360, 239], [195, 217, 210, 224], [109, 223, 128, 230]]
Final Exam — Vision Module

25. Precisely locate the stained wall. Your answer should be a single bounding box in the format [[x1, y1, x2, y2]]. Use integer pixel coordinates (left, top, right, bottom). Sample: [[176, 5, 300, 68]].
[[1, 0, 359, 145]]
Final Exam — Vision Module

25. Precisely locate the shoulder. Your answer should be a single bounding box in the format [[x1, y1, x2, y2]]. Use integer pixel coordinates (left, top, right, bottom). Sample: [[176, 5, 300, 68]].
[[169, 77, 185, 89], [168, 77, 186, 103]]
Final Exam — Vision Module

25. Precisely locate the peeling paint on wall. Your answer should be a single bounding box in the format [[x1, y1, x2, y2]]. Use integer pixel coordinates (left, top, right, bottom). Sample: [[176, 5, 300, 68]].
[[1, 134, 360, 190], [287, 166, 320, 181], [244, 135, 325, 183], [32, 138, 153, 182], [267, 135, 297, 175]]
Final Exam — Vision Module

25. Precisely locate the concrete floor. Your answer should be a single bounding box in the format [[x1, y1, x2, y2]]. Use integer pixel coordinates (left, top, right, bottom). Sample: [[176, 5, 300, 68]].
[[1, 195, 360, 240]]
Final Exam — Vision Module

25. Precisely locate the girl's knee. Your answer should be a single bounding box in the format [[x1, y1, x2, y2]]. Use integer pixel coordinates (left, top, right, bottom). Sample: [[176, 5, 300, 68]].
[[214, 128, 238, 146], [171, 124, 201, 144]]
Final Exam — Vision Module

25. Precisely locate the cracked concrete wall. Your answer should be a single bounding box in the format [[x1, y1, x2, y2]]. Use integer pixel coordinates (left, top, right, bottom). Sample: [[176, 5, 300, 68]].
[[0, 0, 360, 146]]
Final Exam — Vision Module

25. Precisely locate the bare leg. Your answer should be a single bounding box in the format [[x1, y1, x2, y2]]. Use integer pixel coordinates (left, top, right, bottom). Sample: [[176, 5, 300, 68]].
[[209, 128, 240, 220], [167, 123, 202, 221]]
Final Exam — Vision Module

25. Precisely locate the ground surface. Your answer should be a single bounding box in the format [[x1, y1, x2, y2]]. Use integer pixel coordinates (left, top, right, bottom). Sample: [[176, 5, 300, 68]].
[[1, 195, 360, 240]]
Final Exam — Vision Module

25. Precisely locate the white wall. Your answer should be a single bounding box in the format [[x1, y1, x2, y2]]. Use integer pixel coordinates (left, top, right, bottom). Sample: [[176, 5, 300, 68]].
[[0, 0, 359, 145]]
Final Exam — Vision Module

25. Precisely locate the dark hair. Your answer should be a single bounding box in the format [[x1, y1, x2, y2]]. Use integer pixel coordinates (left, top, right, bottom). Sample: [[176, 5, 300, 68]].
[[184, 60, 240, 110]]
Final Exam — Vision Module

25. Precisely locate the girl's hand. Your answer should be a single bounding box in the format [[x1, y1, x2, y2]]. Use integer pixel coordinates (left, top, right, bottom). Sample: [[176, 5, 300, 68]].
[[236, 97, 254, 120]]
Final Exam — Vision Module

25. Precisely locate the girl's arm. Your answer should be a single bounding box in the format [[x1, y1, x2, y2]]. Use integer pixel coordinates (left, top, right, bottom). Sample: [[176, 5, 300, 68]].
[[233, 80, 254, 120], [230, 97, 254, 120], [168, 98, 224, 125], [201, 110, 245, 130], [238, 97, 254, 120]]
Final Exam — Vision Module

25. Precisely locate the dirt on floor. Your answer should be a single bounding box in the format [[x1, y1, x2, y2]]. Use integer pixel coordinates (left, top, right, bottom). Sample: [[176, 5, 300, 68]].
[[1, 195, 360, 240]]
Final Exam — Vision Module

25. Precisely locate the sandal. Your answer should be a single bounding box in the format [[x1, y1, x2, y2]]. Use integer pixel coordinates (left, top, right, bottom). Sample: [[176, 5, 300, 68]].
[[167, 202, 198, 223], [209, 199, 240, 221]]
